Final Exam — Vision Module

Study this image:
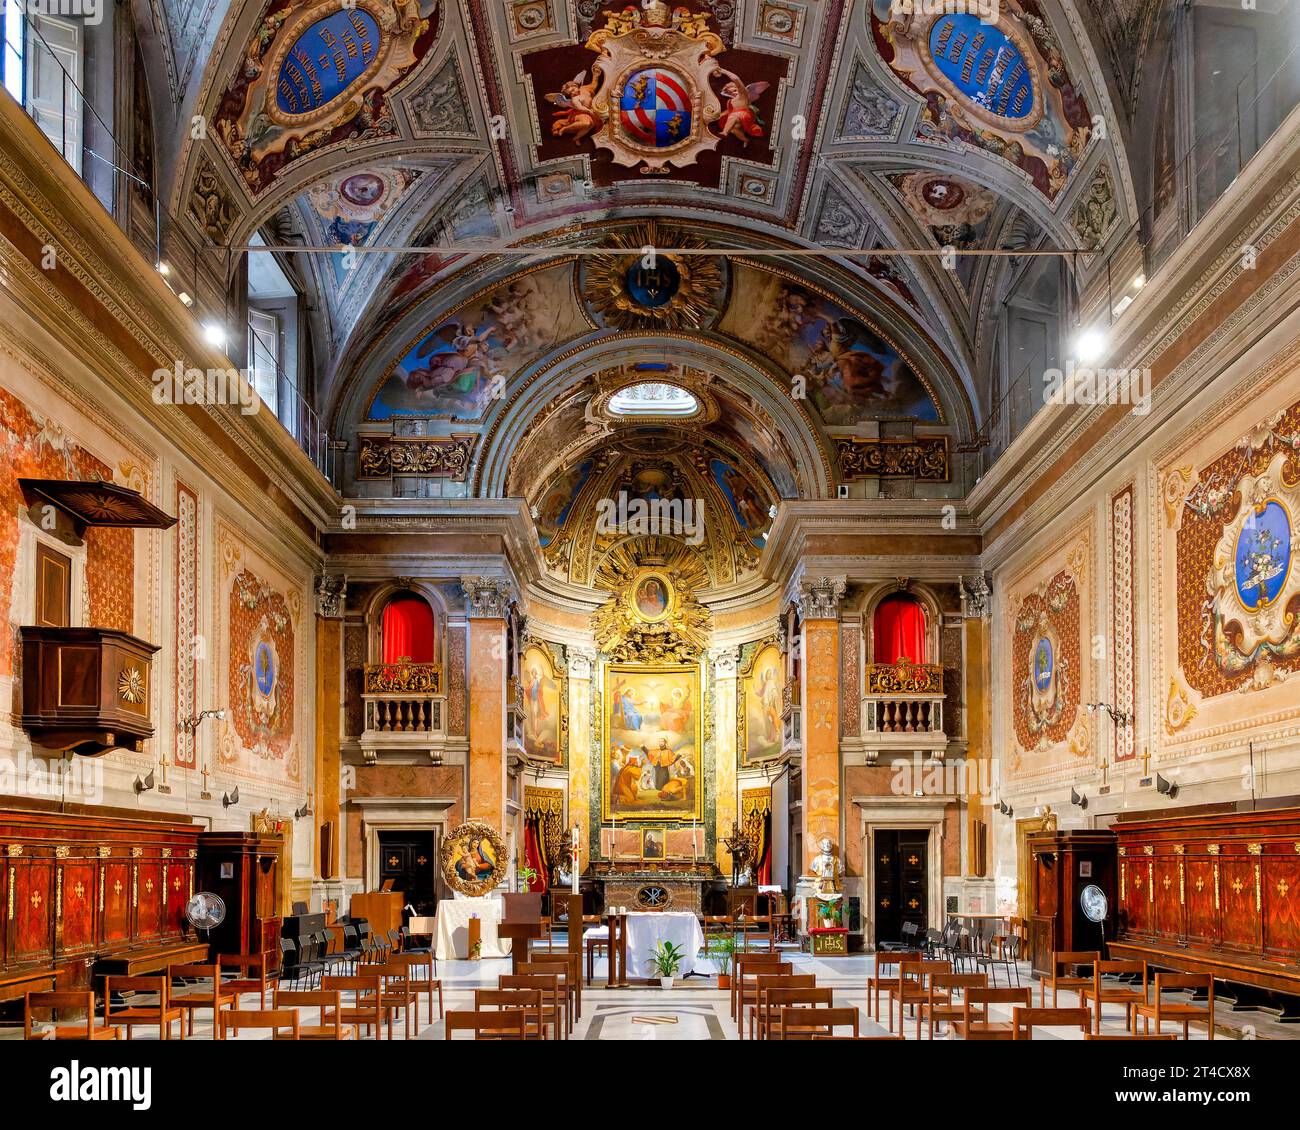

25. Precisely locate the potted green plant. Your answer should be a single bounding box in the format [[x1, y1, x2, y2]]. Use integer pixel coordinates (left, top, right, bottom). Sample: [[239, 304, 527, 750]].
[[649, 939, 686, 989], [517, 863, 538, 893], [818, 899, 843, 930], [708, 934, 738, 989]]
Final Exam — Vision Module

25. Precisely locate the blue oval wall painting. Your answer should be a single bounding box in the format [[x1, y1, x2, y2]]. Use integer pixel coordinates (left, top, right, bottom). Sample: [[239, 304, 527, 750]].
[[929, 14, 1035, 120], [1032, 637, 1053, 692], [254, 640, 277, 696], [277, 9, 382, 116], [1234, 500, 1292, 609]]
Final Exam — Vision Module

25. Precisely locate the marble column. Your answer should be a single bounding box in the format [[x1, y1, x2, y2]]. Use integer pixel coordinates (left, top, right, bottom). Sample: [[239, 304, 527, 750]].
[[313, 574, 346, 902], [567, 649, 595, 870], [463, 576, 513, 832], [799, 577, 846, 875], [962, 573, 992, 877], [711, 647, 740, 872]]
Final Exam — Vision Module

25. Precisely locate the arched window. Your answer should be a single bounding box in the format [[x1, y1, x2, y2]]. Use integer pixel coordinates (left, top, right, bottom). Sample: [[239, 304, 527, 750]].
[[873, 593, 927, 665], [380, 592, 435, 664]]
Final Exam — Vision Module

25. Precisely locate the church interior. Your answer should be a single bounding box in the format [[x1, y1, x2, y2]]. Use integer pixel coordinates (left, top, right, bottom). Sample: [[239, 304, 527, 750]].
[[0, 0, 1299, 1063]]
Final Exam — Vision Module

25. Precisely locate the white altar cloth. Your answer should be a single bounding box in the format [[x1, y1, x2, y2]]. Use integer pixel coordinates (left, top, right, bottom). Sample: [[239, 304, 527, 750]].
[[623, 911, 705, 980], [435, 896, 511, 960]]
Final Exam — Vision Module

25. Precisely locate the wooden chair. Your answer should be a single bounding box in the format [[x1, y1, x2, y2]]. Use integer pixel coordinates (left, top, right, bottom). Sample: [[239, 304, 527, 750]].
[[474, 988, 548, 1039], [747, 973, 817, 1039], [1133, 973, 1215, 1039], [322, 973, 398, 1039], [951, 986, 1031, 1040], [219, 1007, 300, 1040], [500, 973, 566, 1040], [526, 951, 582, 1021], [169, 963, 238, 1037], [218, 952, 270, 1009], [916, 972, 987, 1040], [583, 916, 609, 986], [1041, 950, 1101, 1007], [1011, 1006, 1092, 1039], [732, 953, 786, 1025], [867, 951, 920, 1019], [517, 960, 575, 1033], [389, 951, 444, 1027], [736, 961, 795, 1035], [774, 1006, 859, 1040], [371, 961, 416, 1039], [756, 986, 832, 1041], [273, 990, 355, 1039], [445, 1009, 528, 1039], [24, 991, 117, 1040], [103, 975, 184, 1040], [885, 958, 951, 1033], [1079, 959, 1148, 1034], [738, 914, 775, 953]]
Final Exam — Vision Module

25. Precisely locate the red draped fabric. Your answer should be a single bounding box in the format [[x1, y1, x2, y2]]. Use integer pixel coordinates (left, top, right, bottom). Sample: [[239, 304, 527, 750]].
[[524, 817, 548, 893], [873, 594, 926, 664], [381, 594, 435, 663]]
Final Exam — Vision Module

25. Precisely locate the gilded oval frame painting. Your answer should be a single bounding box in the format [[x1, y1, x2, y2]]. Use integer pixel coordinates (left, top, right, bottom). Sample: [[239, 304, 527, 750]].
[[440, 820, 508, 897], [604, 662, 702, 822]]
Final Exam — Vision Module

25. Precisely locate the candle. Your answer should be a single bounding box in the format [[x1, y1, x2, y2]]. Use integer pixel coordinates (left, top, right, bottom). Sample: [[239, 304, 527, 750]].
[[571, 823, 580, 895]]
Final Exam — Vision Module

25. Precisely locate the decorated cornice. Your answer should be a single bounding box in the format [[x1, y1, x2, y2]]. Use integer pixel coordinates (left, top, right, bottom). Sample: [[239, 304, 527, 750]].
[[461, 575, 516, 618], [836, 436, 950, 482], [357, 434, 475, 480]]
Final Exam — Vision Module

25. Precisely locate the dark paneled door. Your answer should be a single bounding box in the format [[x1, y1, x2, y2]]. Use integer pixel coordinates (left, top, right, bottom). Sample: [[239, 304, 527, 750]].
[[873, 830, 929, 947], [377, 831, 437, 917]]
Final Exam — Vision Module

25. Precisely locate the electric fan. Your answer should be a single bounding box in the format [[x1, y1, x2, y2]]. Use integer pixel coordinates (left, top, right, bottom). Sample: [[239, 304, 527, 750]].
[[185, 891, 226, 940]]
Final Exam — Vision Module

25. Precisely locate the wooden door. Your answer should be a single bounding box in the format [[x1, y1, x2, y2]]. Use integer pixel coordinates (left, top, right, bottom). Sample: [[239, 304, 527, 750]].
[[33, 542, 71, 627], [377, 831, 437, 916], [873, 830, 928, 946]]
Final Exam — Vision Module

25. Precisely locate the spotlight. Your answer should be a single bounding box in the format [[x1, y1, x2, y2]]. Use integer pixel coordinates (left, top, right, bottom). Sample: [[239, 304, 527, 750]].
[[1133, 273, 1146, 289], [1074, 328, 1107, 364], [1156, 774, 1179, 800], [1070, 787, 1088, 810], [133, 770, 156, 794], [156, 261, 170, 277], [202, 322, 227, 348], [222, 785, 240, 809], [177, 291, 193, 307]]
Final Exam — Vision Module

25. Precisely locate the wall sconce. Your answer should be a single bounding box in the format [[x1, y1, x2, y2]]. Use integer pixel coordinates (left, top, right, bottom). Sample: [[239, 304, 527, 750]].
[[294, 790, 314, 820], [996, 799, 1014, 817], [133, 770, 156, 795], [1070, 787, 1088, 810], [1084, 702, 1133, 726], [181, 708, 226, 733], [1156, 773, 1179, 800], [222, 785, 240, 809]]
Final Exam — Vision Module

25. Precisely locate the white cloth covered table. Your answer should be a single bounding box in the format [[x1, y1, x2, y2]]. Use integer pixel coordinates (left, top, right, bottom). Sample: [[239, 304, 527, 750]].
[[435, 896, 511, 960], [623, 911, 705, 979]]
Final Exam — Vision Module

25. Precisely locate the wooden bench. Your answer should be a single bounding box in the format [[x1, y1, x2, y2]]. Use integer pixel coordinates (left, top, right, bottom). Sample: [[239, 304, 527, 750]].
[[0, 968, 58, 1004], [96, 941, 209, 978], [1108, 939, 1300, 1017]]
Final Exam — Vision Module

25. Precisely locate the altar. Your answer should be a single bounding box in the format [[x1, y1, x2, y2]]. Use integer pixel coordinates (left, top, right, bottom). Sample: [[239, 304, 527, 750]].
[[435, 895, 512, 960], [590, 860, 721, 916]]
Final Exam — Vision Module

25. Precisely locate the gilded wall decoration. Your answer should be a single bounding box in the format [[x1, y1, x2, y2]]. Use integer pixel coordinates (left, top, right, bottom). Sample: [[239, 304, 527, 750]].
[[356, 434, 474, 478], [1109, 483, 1137, 761], [212, 0, 441, 196], [522, 642, 567, 765], [1005, 522, 1092, 780], [739, 639, 782, 765], [591, 561, 712, 663], [174, 480, 200, 769], [225, 567, 297, 772], [870, 0, 1092, 201], [836, 436, 949, 481]]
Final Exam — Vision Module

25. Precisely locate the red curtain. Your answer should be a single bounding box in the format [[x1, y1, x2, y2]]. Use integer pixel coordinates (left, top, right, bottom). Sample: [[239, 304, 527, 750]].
[[873, 594, 926, 663], [524, 817, 549, 893], [381, 594, 435, 663]]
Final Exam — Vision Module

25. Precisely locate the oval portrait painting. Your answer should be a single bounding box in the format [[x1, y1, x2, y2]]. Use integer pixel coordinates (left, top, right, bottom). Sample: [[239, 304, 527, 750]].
[[440, 820, 508, 898], [632, 572, 672, 623]]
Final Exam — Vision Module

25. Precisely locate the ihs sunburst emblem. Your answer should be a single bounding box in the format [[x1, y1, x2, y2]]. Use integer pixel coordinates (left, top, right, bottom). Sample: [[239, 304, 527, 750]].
[[117, 666, 146, 704], [584, 222, 724, 330]]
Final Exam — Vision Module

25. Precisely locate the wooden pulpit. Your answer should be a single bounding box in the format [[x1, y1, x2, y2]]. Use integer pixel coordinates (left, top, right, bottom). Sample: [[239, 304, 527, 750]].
[[1027, 829, 1117, 979]]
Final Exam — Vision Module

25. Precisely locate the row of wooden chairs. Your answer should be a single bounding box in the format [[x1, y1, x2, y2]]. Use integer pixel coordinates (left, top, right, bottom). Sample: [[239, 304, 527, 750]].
[[444, 955, 583, 1039], [1042, 951, 1215, 1038]]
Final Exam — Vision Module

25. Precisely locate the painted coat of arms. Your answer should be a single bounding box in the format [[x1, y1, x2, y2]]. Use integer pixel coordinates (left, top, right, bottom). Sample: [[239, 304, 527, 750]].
[[545, 0, 769, 174]]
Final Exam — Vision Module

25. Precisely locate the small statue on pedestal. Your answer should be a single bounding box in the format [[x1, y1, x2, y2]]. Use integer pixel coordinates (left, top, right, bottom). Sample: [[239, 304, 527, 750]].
[[722, 821, 754, 888], [810, 837, 840, 895]]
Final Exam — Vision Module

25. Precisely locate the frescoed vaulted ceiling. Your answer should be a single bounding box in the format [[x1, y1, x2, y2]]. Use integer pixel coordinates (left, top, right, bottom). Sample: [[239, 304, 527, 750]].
[[135, 0, 1146, 564]]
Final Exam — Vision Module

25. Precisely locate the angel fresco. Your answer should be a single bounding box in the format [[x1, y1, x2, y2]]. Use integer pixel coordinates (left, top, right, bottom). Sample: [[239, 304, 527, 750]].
[[546, 70, 605, 141], [402, 324, 496, 413], [712, 68, 770, 146]]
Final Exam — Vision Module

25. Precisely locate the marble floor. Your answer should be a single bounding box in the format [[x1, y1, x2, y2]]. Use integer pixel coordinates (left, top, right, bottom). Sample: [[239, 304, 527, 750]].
[[10, 948, 1292, 1040]]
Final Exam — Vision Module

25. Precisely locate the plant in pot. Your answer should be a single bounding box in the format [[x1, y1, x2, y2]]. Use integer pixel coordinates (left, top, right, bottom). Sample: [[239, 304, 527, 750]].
[[708, 934, 738, 989], [818, 899, 843, 930], [517, 863, 538, 893], [649, 939, 686, 989]]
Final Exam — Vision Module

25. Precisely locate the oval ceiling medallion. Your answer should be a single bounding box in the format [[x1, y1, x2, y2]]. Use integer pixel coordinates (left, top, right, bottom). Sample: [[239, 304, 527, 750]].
[[919, 13, 1043, 131], [277, 9, 383, 116]]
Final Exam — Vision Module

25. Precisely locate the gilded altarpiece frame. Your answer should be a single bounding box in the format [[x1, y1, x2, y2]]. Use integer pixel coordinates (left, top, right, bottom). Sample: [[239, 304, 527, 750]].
[[738, 636, 782, 767], [521, 640, 567, 768]]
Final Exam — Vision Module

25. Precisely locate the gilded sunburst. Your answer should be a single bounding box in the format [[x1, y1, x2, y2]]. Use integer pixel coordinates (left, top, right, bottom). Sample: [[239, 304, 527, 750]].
[[583, 222, 725, 330]]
